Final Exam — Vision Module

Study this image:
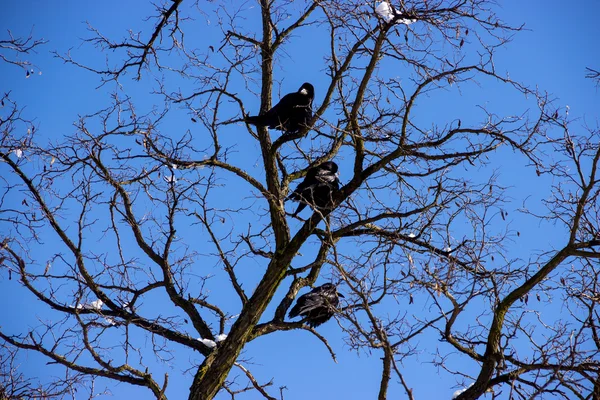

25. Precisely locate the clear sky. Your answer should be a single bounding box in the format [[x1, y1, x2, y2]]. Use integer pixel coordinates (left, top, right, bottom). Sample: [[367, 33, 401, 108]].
[[1, 1, 599, 399]]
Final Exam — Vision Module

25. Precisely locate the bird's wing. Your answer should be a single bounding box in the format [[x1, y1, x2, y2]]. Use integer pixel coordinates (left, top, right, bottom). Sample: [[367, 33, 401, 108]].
[[266, 93, 297, 118], [306, 309, 335, 328], [289, 294, 311, 318], [289, 292, 327, 318], [287, 168, 319, 200], [296, 293, 326, 313]]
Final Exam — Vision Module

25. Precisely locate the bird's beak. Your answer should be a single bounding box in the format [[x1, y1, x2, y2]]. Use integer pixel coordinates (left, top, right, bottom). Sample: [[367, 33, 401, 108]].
[[338, 292, 345, 298]]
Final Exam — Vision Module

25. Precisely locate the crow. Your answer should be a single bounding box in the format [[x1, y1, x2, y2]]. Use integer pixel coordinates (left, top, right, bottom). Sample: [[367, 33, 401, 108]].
[[287, 161, 340, 216], [289, 283, 344, 327], [245, 82, 314, 134]]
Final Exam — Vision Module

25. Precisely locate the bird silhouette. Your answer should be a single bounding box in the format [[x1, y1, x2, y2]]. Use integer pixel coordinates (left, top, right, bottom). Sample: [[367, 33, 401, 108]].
[[287, 161, 340, 216], [246, 82, 314, 134], [289, 283, 344, 327]]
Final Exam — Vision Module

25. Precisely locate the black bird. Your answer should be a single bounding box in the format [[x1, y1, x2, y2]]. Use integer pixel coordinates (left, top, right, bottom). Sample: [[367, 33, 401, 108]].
[[246, 82, 314, 134], [289, 283, 344, 327], [287, 161, 340, 216]]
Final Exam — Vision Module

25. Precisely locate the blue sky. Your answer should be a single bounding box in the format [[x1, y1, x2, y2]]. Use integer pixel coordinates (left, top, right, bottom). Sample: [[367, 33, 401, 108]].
[[1, 1, 599, 399]]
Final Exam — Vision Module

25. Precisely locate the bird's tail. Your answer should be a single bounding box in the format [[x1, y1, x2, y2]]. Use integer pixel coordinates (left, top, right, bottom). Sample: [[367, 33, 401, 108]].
[[245, 115, 265, 126], [286, 191, 307, 215], [291, 202, 307, 216], [286, 191, 300, 202], [288, 304, 301, 318]]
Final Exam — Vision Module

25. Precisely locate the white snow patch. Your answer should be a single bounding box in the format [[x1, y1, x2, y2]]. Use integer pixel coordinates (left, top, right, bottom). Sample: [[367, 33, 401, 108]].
[[452, 383, 473, 399], [376, 2, 394, 22], [164, 175, 177, 183], [408, 233, 416, 238], [89, 299, 104, 310], [14, 149, 23, 158], [398, 17, 416, 25], [198, 338, 217, 348], [375, 2, 417, 24], [444, 247, 452, 252], [77, 299, 104, 310], [215, 334, 228, 342]]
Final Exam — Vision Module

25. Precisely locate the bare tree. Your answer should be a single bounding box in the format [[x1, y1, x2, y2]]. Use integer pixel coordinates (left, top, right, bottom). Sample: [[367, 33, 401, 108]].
[[1, 1, 599, 399]]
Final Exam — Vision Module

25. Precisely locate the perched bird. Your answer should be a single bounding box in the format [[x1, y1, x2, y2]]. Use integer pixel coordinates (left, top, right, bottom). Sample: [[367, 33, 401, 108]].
[[287, 161, 340, 216], [246, 82, 314, 134], [289, 283, 344, 327]]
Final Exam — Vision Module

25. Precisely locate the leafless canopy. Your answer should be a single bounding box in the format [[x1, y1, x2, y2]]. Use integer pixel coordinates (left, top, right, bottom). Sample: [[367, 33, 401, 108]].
[[1, 1, 599, 399]]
